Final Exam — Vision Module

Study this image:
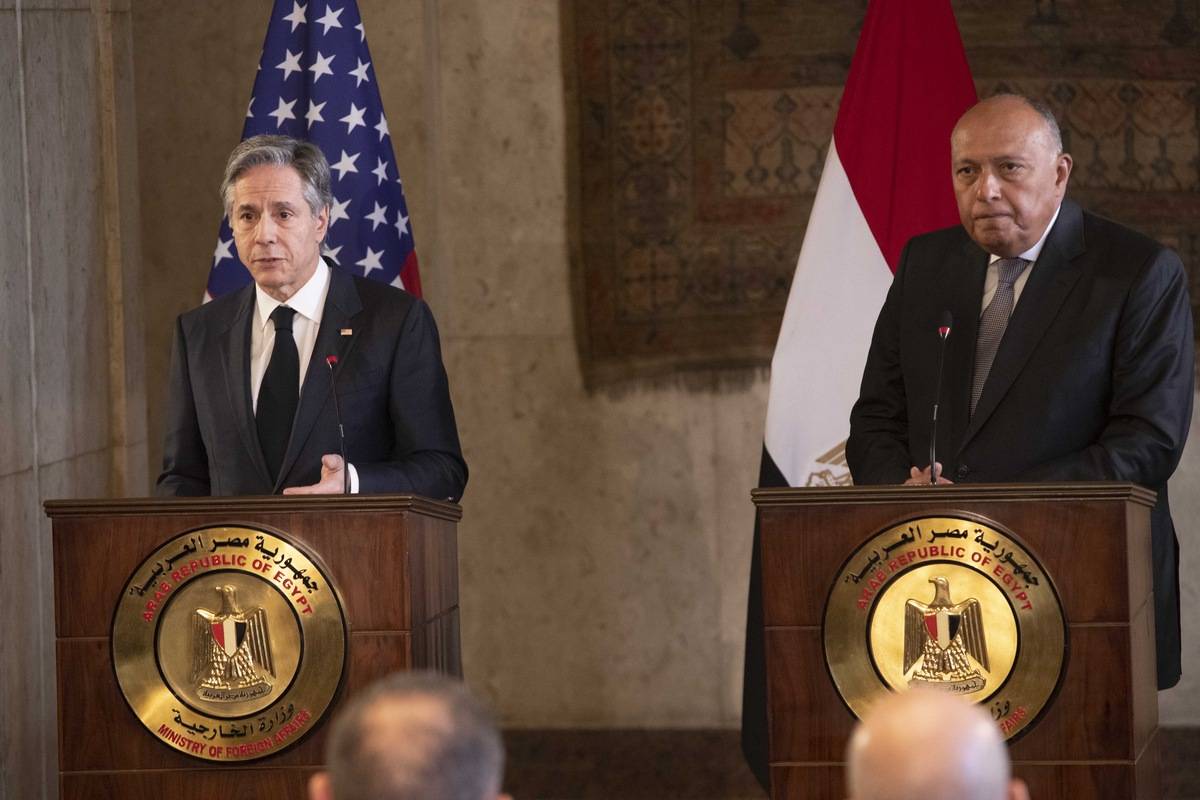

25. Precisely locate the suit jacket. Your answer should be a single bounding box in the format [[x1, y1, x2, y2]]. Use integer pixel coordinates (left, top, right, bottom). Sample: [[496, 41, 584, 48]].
[[847, 199, 1194, 688], [156, 267, 467, 500]]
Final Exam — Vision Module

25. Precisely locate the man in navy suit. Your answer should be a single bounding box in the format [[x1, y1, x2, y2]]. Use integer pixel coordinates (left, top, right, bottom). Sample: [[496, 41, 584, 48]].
[[848, 94, 1193, 687], [157, 135, 466, 500]]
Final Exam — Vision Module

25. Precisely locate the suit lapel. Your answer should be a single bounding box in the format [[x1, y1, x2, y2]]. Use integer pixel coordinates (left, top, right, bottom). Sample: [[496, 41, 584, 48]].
[[958, 200, 1087, 449], [945, 239, 988, 457], [219, 285, 274, 488], [274, 269, 364, 489]]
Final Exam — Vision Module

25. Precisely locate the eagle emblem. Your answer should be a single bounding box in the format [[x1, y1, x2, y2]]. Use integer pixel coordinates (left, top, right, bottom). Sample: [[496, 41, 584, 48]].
[[191, 585, 275, 701], [903, 576, 989, 693]]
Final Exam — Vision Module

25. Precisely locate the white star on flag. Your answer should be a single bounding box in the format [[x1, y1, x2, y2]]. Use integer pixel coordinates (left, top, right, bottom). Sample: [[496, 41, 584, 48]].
[[330, 149, 360, 179], [213, 237, 234, 266], [283, 2, 307, 32], [329, 196, 351, 225], [309, 51, 335, 82], [355, 22, 364, 42], [365, 201, 389, 230], [374, 113, 389, 141], [305, 100, 326, 127], [269, 97, 297, 128], [339, 102, 366, 133], [349, 58, 371, 87], [371, 157, 389, 185], [276, 49, 303, 80], [316, 5, 344, 34], [395, 212, 409, 239], [322, 243, 343, 261], [246, 97, 255, 118], [356, 246, 384, 276]]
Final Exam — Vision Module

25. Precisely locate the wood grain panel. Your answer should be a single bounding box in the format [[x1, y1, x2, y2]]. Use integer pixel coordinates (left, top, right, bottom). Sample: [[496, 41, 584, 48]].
[[765, 628, 856, 763], [62, 769, 315, 800], [53, 510, 415, 636]]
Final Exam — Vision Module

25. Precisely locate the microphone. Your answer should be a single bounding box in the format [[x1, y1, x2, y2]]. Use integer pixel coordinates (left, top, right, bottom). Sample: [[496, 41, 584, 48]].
[[929, 311, 953, 485], [325, 355, 350, 495]]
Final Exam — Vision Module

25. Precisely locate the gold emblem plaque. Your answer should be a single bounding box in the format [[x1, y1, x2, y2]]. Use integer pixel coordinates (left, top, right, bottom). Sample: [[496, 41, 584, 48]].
[[113, 526, 347, 761], [824, 515, 1066, 739]]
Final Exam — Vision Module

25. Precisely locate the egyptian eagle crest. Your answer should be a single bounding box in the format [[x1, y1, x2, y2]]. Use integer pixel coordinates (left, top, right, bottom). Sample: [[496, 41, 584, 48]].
[[191, 585, 275, 701], [903, 576, 989, 693]]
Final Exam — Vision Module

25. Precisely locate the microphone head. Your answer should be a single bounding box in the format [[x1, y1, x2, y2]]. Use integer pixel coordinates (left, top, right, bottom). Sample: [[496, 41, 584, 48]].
[[938, 310, 953, 339], [325, 355, 339, 368]]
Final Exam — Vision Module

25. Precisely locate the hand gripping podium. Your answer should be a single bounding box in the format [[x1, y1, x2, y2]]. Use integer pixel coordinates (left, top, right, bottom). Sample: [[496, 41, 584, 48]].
[[44, 494, 461, 799], [752, 483, 1160, 800]]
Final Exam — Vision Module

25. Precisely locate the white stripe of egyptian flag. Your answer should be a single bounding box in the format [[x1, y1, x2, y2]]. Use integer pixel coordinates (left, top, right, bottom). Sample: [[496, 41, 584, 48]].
[[743, 0, 978, 790]]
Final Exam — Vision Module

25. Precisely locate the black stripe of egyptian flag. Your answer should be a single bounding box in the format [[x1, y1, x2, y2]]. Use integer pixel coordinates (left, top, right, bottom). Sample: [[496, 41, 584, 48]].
[[741, 446, 788, 793]]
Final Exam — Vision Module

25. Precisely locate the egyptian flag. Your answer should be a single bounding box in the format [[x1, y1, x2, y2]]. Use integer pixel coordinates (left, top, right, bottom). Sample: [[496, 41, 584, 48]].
[[741, 0, 976, 788]]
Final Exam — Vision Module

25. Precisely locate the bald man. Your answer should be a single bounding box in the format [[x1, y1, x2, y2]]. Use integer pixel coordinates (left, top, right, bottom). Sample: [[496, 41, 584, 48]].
[[848, 94, 1193, 688], [846, 690, 1029, 800], [309, 672, 510, 800]]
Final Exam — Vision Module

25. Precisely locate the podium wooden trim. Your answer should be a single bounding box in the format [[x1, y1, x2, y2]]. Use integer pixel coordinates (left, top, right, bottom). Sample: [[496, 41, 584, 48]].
[[45, 494, 461, 799], [752, 482, 1160, 800]]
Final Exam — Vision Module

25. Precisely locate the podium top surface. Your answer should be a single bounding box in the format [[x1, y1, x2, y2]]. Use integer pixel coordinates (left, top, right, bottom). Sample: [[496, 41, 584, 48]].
[[752, 481, 1156, 508], [43, 493, 463, 522]]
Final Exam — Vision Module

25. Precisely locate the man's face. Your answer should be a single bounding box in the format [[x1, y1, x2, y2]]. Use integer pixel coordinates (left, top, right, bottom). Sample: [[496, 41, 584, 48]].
[[231, 164, 328, 301], [950, 98, 1072, 257]]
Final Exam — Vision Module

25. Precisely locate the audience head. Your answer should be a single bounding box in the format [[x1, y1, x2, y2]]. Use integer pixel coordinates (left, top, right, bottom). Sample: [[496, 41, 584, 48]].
[[846, 689, 1029, 800], [309, 671, 509, 800]]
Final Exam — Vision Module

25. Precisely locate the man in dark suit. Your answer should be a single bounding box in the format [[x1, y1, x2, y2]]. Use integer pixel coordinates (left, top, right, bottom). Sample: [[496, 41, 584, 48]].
[[848, 94, 1193, 688], [157, 135, 467, 500]]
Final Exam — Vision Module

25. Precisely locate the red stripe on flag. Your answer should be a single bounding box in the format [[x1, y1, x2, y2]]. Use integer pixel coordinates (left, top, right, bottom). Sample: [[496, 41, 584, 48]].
[[400, 250, 422, 298], [833, 0, 977, 273]]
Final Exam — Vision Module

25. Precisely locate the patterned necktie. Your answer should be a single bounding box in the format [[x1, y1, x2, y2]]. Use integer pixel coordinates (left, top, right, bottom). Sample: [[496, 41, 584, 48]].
[[971, 257, 1029, 416], [256, 306, 299, 482]]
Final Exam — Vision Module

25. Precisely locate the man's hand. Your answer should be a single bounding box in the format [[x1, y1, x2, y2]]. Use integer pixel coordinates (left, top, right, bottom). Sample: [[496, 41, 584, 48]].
[[903, 463, 953, 485], [282, 454, 347, 495]]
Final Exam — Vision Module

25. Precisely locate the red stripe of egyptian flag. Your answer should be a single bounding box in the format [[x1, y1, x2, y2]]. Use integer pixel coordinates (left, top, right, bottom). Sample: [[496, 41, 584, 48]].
[[834, 0, 977, 272]]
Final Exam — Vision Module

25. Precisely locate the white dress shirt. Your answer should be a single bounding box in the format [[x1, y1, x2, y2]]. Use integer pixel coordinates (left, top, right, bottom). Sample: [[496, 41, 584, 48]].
[[981, 203, 1062, 313], [250, 258, 359, 491]]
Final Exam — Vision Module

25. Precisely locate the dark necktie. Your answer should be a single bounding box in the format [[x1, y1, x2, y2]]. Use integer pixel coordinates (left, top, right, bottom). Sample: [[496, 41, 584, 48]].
[[971, 257, 1028, 415], [256, 306, 299, 482]]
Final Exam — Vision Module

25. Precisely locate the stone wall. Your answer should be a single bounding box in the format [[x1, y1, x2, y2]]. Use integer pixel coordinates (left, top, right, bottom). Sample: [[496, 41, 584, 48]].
[[0, 1, 146, 798]]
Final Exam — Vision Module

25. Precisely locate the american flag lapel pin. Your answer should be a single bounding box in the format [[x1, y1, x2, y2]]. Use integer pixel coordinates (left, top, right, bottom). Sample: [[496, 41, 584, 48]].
[[340, 328, 353, 336]]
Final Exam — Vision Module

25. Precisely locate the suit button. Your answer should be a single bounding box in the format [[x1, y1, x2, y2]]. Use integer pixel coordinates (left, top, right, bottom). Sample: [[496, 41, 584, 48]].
[[956, 465, 970, 480]]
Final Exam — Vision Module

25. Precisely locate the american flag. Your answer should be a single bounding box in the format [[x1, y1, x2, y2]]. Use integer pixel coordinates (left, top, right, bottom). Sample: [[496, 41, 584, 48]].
[[205, 0, 421, 300]]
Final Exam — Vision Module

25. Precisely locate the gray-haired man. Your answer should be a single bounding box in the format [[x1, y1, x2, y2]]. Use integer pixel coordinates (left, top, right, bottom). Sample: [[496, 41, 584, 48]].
[[309, 672, 510, 800], [156, 135, 466, 499]]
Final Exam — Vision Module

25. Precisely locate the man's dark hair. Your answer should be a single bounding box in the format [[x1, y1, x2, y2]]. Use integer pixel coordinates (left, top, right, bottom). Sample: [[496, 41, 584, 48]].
[[220, 134, 334, 217], [325, 672, 504, 800]]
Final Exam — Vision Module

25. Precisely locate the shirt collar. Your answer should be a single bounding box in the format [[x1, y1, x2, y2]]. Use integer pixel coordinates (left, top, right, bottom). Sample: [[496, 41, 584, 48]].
[[254, 258, 331, 329], [988, 203, 1062, 265]]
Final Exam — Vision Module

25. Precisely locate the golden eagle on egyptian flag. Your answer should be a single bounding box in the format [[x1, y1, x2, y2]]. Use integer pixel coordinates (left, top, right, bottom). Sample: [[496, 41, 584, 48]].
[[191, 585, 274, 698], [903, 576, 989, 691]]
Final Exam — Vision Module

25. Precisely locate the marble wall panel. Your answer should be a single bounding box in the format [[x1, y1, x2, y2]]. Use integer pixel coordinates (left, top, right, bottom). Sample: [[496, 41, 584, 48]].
[[712, 377, 770, 723], [446, 335, 731, 725], [0, 10, 34, 478], [1160, 394, 1200, 725], [22, 8, 110, 467], [0, 470, 52, 800], [432, 0, 572, 340]]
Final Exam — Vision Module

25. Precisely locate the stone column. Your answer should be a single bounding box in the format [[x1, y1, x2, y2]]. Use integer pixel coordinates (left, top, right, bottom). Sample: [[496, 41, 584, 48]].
[[0, 1, 146, 797]]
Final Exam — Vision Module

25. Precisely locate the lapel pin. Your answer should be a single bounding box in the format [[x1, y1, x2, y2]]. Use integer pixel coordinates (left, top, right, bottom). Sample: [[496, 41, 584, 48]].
[[340, 328, 353, 336]]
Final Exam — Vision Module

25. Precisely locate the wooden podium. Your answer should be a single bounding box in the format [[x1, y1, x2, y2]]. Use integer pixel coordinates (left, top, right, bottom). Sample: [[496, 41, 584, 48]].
[[44, 494, 461, 800], [753, 483, 1160, 800]]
